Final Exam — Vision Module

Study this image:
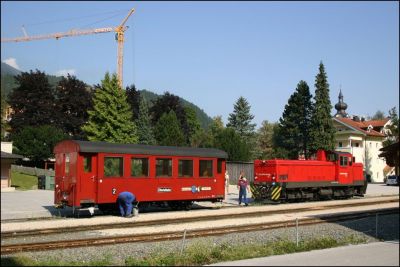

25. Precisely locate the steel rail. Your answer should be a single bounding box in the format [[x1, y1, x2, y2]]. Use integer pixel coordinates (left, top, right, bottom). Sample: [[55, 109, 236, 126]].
[[2, 197, 398, 239], [1, 207, 397, 255]]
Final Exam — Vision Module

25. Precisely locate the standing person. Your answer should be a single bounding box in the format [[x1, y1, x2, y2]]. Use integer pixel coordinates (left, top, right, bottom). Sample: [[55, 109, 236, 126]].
[[225, 170, 230, 195], [117, 191, 136, 217], [237, 171, 250, 206]]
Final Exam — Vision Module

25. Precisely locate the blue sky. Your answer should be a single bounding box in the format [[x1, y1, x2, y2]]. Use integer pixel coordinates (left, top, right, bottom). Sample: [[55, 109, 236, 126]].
[[1, 1, 399, 128]]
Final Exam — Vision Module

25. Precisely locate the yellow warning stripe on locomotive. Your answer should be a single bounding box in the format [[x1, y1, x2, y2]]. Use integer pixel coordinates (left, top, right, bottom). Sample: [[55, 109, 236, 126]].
[[271, 186, 282, 200]]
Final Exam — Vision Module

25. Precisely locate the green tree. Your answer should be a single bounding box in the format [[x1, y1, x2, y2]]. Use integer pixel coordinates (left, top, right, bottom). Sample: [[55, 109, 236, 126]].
[[8, 70, 57, 134], [256, 120, 278, 159], [12, 125, 68, 164], [309, 62, 336, 153], [54, 74, 93, 139], [383, 107, 399, 146], [125, 84, 141, 121], [150, 92, 190, 144], [154, 110, 185, 146], [136, 95, 156, 145], [190, 128, 214, 148], [209, 116, 224, 138], [1, 90, 8, 140], [190, 116, 223, 148], [371, 110, 385, 120], [81, 73, 138, 143], [272, 123, 289, 159], [214, 128, 251, 161], [227, 96, 256, 141], [275, 80, 313, 159], [185, 106, 201, 146]]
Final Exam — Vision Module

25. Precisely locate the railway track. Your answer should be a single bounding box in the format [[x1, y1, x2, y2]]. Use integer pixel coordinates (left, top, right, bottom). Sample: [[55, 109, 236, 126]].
[[2, 196, 398, 239], [2, 207, 397, 255]]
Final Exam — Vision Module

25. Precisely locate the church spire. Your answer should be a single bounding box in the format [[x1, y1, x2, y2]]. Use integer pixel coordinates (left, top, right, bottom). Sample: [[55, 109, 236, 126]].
[[334, 87, 349, 118]]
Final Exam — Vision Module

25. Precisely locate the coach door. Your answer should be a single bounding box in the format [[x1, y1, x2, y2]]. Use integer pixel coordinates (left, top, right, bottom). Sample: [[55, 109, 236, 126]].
[[81, 153, 98, 203]]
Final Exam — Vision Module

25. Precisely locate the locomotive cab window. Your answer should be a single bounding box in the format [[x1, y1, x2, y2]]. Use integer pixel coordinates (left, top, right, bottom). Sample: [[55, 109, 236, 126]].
[[131, 158, 149, 177], [179, 160, 193, 177], [199, 160, 213, 177], [156, 158, 172, 177], [104, 157, 123, 177], [340, 156, 348, 167]]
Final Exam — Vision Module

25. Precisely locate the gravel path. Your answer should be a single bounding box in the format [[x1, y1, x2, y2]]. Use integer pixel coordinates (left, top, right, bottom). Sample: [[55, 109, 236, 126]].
[[2, 213, 398, 266]]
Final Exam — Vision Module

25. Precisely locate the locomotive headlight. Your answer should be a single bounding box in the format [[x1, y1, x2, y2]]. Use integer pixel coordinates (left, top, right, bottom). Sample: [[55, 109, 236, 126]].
[[272, 182, 276, 186]]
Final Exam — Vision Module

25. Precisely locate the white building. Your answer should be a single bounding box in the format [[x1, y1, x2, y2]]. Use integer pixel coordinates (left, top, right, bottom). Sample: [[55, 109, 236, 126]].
[[332, 90, 391, 182]]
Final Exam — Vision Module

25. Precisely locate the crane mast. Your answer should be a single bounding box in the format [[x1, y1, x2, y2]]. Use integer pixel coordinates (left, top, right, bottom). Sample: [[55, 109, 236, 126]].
[[1, 8, 135, 89]]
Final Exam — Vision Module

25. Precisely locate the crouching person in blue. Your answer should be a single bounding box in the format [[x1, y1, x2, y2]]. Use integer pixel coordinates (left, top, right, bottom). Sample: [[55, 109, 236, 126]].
[[117, 191, 136, 218]]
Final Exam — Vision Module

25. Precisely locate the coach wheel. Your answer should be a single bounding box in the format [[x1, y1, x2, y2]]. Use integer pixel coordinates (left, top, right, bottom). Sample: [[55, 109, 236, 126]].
[[168, 201, 180, 210], [183, 201, 193, 211]]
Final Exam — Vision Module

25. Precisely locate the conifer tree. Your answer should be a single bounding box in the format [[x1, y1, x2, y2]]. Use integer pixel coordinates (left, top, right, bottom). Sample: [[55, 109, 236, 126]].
[[309, 62, 336, 153], [137, 95, 156, 145], [154, 110, 185, 146], [227, 96, 256, 141], [275, 80, 313, 159], [81, 73, 138, 143]]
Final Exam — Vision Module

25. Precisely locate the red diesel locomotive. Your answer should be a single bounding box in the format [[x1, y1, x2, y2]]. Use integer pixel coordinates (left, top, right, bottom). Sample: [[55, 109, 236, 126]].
[[253, 150, 368, 201], [54, 140, 228, 214]]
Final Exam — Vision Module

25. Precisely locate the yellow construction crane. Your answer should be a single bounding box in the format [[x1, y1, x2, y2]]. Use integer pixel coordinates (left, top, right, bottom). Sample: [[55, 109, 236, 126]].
[[1, 8, 135, 88]]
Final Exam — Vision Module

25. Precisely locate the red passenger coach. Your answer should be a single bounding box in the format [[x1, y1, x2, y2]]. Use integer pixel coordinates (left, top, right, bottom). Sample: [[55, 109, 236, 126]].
[[253, 150, 368, 202], [54, 140, 228, 214]]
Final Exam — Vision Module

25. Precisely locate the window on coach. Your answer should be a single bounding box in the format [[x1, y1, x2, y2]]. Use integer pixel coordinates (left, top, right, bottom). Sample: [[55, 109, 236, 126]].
[[199, 160, 213, 178], [104, 157, 124, 177], [156, 158, 172, 177], [131, 158, 149, 177], [179, 159, 193, 178], [83, 156, 92, 173]]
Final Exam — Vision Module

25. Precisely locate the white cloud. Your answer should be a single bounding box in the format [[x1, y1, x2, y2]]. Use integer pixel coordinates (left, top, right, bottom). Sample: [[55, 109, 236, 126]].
[[55, 69, 76, 77], [2, 58, 21, 70]]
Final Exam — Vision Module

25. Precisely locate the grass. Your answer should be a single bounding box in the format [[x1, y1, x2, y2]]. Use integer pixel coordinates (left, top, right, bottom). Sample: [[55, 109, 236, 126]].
[[10, 171, 38, 190], [1, 234, 368, 266]]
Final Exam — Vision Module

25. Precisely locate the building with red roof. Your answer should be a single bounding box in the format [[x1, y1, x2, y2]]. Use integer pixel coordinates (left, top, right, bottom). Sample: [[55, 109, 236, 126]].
[[332, 91, 392, 182]]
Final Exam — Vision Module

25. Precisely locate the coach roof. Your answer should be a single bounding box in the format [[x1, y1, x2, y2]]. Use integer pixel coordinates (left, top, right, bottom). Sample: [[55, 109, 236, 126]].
[[55, 140, 228, 159]]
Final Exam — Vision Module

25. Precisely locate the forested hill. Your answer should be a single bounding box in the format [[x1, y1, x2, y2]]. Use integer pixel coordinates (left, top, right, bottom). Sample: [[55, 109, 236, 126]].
[[140, 89, 213, 129], [1, 62, 21, 76], [1, 63, 62, 97], [1, 63, 213, 129]]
